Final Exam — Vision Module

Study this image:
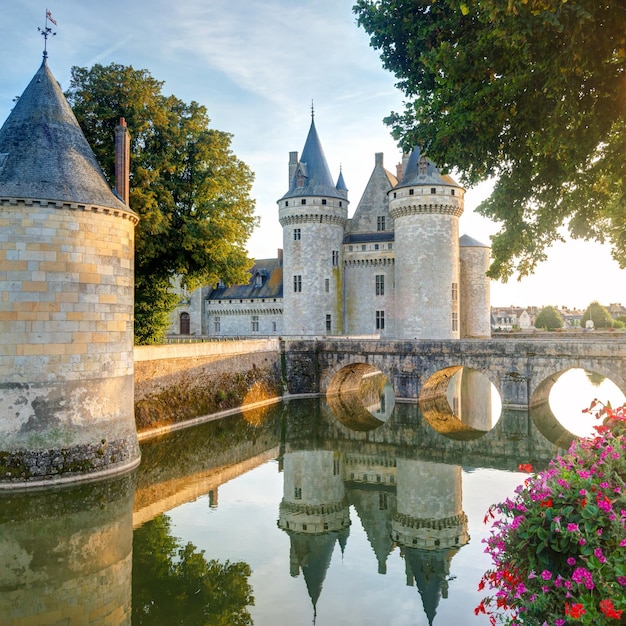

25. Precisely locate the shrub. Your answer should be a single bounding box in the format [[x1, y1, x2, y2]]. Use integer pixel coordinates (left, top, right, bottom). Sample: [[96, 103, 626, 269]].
[[477, 402, 626, 625]]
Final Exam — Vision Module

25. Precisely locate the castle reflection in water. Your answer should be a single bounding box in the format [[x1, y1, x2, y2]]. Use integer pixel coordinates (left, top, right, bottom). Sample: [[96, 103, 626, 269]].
[[0, 378, 572, 626]]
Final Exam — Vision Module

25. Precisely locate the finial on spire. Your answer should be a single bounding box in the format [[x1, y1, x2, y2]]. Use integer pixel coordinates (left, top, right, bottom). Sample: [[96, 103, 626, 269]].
[[38, 8, 57, 58], [311, 99, 314, 120]]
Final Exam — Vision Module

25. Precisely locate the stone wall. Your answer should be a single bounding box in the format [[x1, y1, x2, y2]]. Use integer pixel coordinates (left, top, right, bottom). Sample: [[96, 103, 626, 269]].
[[133, 339, 284, 432]]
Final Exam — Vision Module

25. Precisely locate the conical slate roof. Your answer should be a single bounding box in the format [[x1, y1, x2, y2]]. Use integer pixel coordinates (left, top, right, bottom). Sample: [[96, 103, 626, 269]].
[[281, 117, 344, 200], [395, 146, 459, 190], [459, 234, 489, 248], [0, 57, 127, 211]]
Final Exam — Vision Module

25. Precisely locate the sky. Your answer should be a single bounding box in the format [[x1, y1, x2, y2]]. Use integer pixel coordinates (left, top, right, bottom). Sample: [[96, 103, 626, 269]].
[[1, 1, 624, 310]]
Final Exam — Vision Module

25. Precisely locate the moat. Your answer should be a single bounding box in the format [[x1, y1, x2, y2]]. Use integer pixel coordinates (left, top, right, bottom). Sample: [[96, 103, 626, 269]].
[[1, 370, 623, 626]]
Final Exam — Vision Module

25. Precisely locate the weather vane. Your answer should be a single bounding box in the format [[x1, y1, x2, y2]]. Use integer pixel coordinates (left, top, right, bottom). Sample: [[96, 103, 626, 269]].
[[37, 8, 57, 57]]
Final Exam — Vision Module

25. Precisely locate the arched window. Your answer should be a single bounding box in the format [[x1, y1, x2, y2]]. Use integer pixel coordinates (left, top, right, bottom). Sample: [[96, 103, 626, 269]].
[[179, 312, 190, 335]]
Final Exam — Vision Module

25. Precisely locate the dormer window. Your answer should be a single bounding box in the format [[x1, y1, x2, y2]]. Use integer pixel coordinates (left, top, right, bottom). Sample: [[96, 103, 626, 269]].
[[418, 157, 428, 176], [296, 171, 305, 188], [255, 273, 263, 287]]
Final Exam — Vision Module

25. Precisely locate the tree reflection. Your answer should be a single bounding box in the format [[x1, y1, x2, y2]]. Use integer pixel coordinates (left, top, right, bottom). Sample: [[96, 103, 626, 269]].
[[132, 515, 254, 625]]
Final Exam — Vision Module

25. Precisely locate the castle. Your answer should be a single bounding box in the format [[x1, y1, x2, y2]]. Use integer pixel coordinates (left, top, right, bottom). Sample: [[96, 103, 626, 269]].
[[171, 113, 491, 340]]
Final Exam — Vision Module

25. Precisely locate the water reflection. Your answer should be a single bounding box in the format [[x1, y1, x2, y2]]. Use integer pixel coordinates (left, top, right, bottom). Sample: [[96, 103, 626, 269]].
[[0, 385, 604, 626], [0, 474, 135, 625]]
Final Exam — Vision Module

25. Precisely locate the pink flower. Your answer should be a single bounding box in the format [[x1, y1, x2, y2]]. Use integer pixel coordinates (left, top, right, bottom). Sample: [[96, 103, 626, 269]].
[[541, 570, 552, 581], [567, 557, 576, 566]]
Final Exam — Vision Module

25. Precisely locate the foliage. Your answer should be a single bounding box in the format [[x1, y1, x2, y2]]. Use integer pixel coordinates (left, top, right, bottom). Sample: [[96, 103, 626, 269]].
[[133, 514, 254, 625], [477, 402, 626, 625], [582, 301, 615, 330], [65, 64, 257, 343], [353, 0, 626, 281], [534, 306, 564, 331]]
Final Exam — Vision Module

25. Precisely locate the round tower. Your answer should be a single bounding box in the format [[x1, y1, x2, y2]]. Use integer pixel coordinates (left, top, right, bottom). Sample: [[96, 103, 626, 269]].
[[388, 148, 464, 339], [278, 112, 348, 336], [459, 234, 491, 338], [0, 57, 140, 486]]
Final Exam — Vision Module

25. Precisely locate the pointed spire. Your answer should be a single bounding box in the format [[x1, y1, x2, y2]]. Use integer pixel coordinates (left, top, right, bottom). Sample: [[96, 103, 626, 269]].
[[0, 59, 127, 211], [281, 111, 346, 201], [336, 164, 348, 192]]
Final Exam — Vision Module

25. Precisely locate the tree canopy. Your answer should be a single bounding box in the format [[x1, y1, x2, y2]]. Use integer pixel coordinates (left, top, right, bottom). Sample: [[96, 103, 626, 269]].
[[353, 0, 626, 281], [582, 301, 614, 329], [66, 64, 257, 343], [534, 306, 564, 330]]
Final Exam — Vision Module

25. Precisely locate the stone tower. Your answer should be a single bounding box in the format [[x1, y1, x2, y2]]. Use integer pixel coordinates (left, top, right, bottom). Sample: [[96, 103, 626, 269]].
[[388, 148, 464, 339], [459, 234, 491, 338], [278, 113, 348, 335], [0, 56, 140, 485]]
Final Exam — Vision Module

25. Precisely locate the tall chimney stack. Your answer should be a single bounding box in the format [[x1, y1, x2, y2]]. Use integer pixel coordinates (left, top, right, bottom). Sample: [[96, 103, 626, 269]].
[[115, 117, 130, 205]]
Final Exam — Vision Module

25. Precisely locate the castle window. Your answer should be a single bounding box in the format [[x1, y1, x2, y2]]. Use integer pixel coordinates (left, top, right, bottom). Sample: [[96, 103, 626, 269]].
[[452, 282, 458, 302], [332, 250, 339, 266], [326, 314, 332, 332], [322, 198, 327, 205], [393, 192, 397, 198], [374, 244, 379, 250], [409, 188, 414, 195], [362, 245, 366, 251], [379, 492, 388, 510], [325, 278, 330, 293], [272, 321, 277, 332], [285, 201, 289, 207], [349, 245, 353, 252], [452, 311, 458, 332], [179, 312, 190, 335], [376, 310, 385, 330], [297, 171, 305, 188], [339, 201, 343, 207], [251, 315, 259, 332], [293, 275, 302, 292], [301, 198, 306, 205], [294, 487, 302, 499], [255, 273, 263, 287], [376, 275, 385, 296], [293, 228, 301, 241], [388, 243, 392, 250], [333, 458, 340, 475], [377, 215, 386, 231], [431, 187, 436, 194], [214, 316, 220, 333], [451, 189, 455, 195]]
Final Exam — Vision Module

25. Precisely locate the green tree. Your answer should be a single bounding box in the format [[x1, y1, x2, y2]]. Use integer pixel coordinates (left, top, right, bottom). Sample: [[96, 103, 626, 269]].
[[133, 514, 254, 625], [353, 0, 626, 280], [534, 306, 564, 330], [66, 64, 257, 344], [581, 301, 614, 329]]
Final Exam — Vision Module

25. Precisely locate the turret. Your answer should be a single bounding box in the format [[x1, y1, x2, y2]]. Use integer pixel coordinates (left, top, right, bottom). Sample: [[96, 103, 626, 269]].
[[0, 57, 139, 486], [459, 234, 491, 338], [278, 112, 348, 335], [388, 148, 464, 339]]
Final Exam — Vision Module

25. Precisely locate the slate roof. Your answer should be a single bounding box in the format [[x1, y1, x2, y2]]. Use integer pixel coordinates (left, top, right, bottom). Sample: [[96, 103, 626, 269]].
[[344, 231, 394, 244], [459, 234, 489, 248], [281, 117, 344, 201], [395, 146, 460, 190], [206, 257, 283, 300], [0, 57, 128, 211]]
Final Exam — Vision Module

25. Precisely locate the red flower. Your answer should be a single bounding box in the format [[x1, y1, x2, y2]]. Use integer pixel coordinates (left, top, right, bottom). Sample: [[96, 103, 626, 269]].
[[600, 599, 623, 619], [565, 602, 586, 618], [518, 463, 533, 473], [540, 497, 553, 508]]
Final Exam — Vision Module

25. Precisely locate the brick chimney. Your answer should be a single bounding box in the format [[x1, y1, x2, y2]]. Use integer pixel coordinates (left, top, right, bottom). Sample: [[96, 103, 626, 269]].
[[115, 117, 130, 205]]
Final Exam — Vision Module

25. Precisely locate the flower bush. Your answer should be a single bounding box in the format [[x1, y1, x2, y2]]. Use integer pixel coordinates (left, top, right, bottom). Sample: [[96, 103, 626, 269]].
[[477, 402, 626, 625]]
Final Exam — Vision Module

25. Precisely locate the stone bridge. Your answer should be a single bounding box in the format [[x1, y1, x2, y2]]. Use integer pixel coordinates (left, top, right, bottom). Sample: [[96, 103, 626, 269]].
[[282, 337, 626, 409]]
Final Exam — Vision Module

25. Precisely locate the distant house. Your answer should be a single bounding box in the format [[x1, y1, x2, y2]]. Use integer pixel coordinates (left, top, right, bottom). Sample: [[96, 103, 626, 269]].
[[491, 307, 535, 330]]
